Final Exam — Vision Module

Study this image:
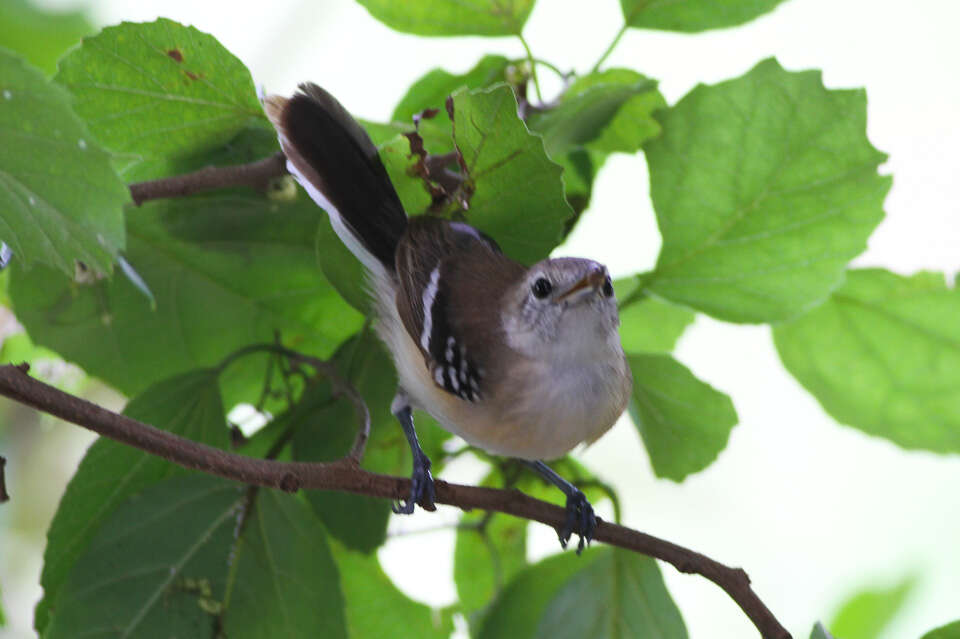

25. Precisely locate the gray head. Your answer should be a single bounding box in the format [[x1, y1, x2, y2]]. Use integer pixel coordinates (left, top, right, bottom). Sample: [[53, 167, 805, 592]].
[[501, 257, 622, 362]]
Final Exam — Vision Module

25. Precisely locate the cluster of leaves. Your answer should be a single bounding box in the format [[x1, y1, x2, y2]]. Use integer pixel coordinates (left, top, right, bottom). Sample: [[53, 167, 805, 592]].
[[0, 0, 958, 637]]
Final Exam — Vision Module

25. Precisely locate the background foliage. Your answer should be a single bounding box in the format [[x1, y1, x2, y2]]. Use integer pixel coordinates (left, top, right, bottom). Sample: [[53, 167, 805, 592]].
[[0, 1, 957, 638]]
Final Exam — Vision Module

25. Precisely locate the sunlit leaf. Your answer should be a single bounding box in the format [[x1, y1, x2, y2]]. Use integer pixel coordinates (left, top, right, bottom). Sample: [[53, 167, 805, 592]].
[[628, 353, 737, 480], [55, 18, 262, 162], [0, 49, 127, 275], [645, 58, 890, 323], [615, 276, 695, 353], [393, 55, 511, 125], [828, 577, 915, 639], [356, 0, 534, 36], [528, 70, 662, 157], [451, 85, 572, 264], [774, 269, 960, 452], [621, 0, 786, 33]]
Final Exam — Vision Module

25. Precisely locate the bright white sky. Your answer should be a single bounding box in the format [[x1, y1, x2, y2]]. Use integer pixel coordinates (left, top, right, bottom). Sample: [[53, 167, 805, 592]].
[[14, 1, 960, 638]]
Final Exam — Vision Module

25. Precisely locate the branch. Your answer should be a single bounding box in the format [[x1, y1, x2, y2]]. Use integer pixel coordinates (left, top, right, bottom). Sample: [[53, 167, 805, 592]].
[[0, 363, 791, 639], [128, 151, 287, 205]]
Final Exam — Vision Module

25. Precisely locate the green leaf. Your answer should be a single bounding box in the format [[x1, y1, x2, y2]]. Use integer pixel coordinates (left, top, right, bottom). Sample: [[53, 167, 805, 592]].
[[55, 18, 262, 163], [454, 472, 529, 619], [44, 475, 348, 639], [480, 548, 686, 639], [0, 0, 93, 76], [10, 125, 363, 400], [810, 622, 835, 639], [773, 268, 960, 453], [614, 275, 695, 353], [294, 331, 451, 553], [922, 620, 960, 639], [527, 70, 663, 157], [393, 55, 511, 124], [355, 0, 535, 36], [454, 460, 611, 627], [479, 550, 594, 639], [35, 369, 228, 634], [555, 148, 606, 224], [619, 297, 695, 353], [0, 49, 127, 275], [645, 58, 890, 323], [223, 489, 348, 639], [333, 540, 453, 639], [43, 475, 241, 638], [565, 69, 666, 155], [828, 577, 914, 639], [0, 331, 60, 364], [380, 134, 433, 215], [451, 85, 572, 264], [628, 353, 737, 480], [621, 0, 786, 33]]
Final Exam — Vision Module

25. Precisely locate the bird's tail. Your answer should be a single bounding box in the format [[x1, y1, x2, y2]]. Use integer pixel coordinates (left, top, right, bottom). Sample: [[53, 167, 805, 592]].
[[264, 84, 407, 276]]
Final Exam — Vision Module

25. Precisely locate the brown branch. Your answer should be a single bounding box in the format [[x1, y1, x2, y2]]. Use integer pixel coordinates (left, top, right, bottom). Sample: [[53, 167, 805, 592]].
[[0, 363, 791, 639], [128, 152, 288, 205]]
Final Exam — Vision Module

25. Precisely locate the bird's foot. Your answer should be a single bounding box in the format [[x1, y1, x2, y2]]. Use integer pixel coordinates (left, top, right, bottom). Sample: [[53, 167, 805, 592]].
[[393, 453, 436, 514], [558, 489, 597, 555]]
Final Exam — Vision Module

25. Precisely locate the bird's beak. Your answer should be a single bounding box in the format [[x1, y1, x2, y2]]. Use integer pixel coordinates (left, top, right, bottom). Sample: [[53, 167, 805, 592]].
[[557, 268, 606, 302]]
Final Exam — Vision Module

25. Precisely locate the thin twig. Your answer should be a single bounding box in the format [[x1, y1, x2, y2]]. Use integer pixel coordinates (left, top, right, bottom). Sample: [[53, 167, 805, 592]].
[[128, 152, 288, 205], [0, 363, 790, 639], [217, 344, 371, 464]]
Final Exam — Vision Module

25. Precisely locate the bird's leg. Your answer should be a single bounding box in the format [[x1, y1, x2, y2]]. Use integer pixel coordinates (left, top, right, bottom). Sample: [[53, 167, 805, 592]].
[[391, 392, 436, 514], [520, 460, 596, 554]]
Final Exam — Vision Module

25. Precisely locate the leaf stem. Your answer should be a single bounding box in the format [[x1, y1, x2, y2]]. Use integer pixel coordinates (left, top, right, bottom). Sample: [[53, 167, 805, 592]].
[[532, 57, 568, 80], [592, 23, 629, 73], [518, 34, 544, 102]]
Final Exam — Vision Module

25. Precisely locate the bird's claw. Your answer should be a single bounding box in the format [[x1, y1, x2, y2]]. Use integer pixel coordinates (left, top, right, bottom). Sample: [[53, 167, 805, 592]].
[[558, 489, 596, 555], [393, 454, 435, 514]]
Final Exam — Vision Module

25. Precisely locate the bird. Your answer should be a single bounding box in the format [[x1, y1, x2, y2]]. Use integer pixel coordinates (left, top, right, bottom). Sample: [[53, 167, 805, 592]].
[[264, 83, 632, 552]]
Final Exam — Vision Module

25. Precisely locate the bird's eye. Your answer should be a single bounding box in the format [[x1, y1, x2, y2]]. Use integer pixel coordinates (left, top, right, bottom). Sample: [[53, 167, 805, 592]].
[[531, 277, 552, 299], [601, 275, 613, 298]]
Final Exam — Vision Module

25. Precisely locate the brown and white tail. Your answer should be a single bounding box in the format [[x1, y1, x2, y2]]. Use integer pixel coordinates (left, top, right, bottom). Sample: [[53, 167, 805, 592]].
[[264, 84, 407, 276]]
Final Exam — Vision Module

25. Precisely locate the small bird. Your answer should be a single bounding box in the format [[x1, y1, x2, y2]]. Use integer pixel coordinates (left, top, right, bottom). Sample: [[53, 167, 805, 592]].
[[264, 84, 631, 551]]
